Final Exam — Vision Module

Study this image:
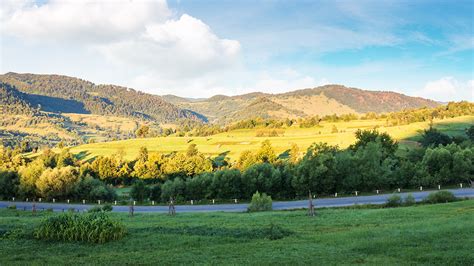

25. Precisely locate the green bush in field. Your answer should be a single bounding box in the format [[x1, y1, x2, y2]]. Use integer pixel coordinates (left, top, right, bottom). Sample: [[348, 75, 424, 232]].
[[424, 191, 457, 204], [34, 212, 126, 244], [88, 204, 113, 213], [247, 191, 272, 212], [386, 194, 402, 207], [404, 194, 416, 206]]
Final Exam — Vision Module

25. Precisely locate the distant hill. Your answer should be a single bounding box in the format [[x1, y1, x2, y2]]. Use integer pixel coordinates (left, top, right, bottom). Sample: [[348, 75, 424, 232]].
[[0, 72, 203, 123], [167, 84, 440, 123]]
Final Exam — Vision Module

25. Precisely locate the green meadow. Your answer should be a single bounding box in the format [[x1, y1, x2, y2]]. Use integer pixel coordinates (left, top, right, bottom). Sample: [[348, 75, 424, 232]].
[[69, 116, 473, 161], [1, 200, 473, 264]]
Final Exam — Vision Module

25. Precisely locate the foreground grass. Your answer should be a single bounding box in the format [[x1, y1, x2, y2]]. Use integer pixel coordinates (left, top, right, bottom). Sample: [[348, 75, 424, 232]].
[[1, 200, 473, 265]]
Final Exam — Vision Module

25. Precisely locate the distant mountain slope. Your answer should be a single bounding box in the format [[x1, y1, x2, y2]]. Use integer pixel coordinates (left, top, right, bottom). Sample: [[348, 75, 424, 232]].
[[168, 84, 440, 123], [0, 73, 203, 123]]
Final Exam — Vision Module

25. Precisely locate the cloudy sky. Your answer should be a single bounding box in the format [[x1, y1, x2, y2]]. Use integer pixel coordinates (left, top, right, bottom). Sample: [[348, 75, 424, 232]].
[[0, 0, 473, 101]]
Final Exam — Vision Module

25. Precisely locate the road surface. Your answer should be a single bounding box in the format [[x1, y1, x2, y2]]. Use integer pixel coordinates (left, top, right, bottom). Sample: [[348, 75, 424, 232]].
[[1, 188, 473, 213]]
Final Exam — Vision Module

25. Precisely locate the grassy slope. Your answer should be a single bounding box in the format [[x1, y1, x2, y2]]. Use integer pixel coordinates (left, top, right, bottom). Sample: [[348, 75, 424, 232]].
[[69, 115, 474, 161], [0, 200, 473, 264]]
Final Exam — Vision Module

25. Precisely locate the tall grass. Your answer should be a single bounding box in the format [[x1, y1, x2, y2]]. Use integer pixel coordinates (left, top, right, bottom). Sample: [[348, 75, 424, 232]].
[[34, 212, 126, 243]]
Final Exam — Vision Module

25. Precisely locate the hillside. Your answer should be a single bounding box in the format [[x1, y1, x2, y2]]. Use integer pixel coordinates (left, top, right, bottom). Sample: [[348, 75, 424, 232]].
[[169, 85, 440, 123], [0, 72, 202, 122]]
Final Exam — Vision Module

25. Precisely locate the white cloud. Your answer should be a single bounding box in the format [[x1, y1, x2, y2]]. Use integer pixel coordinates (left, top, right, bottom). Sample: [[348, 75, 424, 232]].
[[1, 0, 171, 42], [97, 14, 241, 79], [253, 70, 329, 94], [417, 77, 474, 102]]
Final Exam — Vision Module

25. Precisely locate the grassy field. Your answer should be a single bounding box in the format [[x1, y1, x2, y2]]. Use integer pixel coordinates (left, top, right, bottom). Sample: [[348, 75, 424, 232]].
[[0, 200, 473, 264], [68, 115, 474, 161]]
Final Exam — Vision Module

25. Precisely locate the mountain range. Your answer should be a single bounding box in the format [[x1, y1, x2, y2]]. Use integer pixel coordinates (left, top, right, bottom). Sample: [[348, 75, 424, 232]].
[[1, 72, 440, 125]]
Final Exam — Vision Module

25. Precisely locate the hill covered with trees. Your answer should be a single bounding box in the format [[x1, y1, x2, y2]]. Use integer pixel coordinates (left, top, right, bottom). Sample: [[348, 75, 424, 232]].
[[0, 73, 202, 122], [165, 84, 440, 123]]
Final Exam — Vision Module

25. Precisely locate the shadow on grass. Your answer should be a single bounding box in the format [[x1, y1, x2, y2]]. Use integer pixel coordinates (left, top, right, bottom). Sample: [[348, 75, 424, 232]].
[[134, 224, 293, 240]]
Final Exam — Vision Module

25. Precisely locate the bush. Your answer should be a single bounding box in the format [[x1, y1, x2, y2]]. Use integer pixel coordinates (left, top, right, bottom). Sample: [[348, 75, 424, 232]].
[[130, 180, 150, 202], [74, 176, 117, 201], [404, 193, 416, 206], [247, 191, 272, 212], [424, 191, 457, 204], [34, 212, 126, 243], [88, 204, 113, 213], [386, 194, 402, 207], [0, 171, 19, 200]]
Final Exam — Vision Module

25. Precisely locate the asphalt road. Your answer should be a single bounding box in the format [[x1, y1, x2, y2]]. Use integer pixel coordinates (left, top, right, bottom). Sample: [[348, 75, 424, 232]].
[[1, 188, 473, 213]]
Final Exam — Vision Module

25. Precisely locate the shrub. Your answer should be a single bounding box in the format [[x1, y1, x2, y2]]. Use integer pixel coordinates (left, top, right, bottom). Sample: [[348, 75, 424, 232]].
[[247, 191, 272, 212], [34, 213, 126, 243], [0, 171, 19, 200], [404, 193, 416, 206], [386, 194, 402, 207], [130, 180, 150, 202], [424, 191, 457, 204], [88, 204, 113, 213], [74, 176, 117, 201]]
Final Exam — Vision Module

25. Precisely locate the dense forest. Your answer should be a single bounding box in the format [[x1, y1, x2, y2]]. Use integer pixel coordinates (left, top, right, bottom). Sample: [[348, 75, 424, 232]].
[[1, 125, 472, 202], [0, 73, 203, 122]]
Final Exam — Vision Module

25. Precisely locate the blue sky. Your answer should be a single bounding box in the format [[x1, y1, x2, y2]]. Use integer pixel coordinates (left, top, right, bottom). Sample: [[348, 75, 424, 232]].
[[0, 0, 473, 101]]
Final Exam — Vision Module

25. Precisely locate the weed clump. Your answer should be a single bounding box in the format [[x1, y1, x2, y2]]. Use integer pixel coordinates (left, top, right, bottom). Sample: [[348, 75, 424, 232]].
[[424, 191, 457, 204], [247, 191, 272, 212], [34, 212, 125, 243], [385, 194, 402, 207]]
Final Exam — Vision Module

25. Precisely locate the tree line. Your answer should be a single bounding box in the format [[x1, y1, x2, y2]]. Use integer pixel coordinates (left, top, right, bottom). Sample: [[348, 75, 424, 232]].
[[1, 125, 472, 202]]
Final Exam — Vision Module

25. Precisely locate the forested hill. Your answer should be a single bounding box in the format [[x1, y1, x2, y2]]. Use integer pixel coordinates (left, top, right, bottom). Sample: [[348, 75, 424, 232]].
[[0, 72, 203, 123], [166, 85, 440, 123]]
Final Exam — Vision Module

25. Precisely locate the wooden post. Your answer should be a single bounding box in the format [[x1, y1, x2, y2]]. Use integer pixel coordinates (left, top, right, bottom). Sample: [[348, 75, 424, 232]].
[[32, 203, 36, 215], [308, 191, 315, 217], [129, 202, 134, 217], [168, 197, 176, 216]]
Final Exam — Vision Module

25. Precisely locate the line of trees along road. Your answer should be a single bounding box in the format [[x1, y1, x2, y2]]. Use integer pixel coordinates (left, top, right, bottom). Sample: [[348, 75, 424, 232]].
[[0, 126, 473, 202]]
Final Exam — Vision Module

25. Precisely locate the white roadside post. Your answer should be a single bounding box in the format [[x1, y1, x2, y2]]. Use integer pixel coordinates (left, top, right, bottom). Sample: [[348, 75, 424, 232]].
[[191, 200, 194, 205], [67, 199, 70, 204], [82, 199, 85, 204], [151, 201, 154, 206], [133, 201, 136, 206], [335, 192, 338, 197], [39, 198, 42, 202], [376, 190, 379, 194], [114, 200, 117, 205], [398, 188, 401, 193], [460, 183, 463, 188], [52, 198, 55, 203], [420, 186, 423, 191], [98, 200, 101, 205], [234, 199, 238, 203], [438, 185, 441, 190], [12, 197, 15, 202], [26, 198, 29, 202], [355, 191, 358, 196], [212, 199, 215, 204]]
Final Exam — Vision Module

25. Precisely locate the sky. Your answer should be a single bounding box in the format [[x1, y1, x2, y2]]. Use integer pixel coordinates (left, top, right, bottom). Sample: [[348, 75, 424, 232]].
[[0, 0, 473, 101]]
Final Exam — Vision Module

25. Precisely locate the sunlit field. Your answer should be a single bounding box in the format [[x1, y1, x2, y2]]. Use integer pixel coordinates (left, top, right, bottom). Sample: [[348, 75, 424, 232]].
[[68, 116, 473, 161]]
